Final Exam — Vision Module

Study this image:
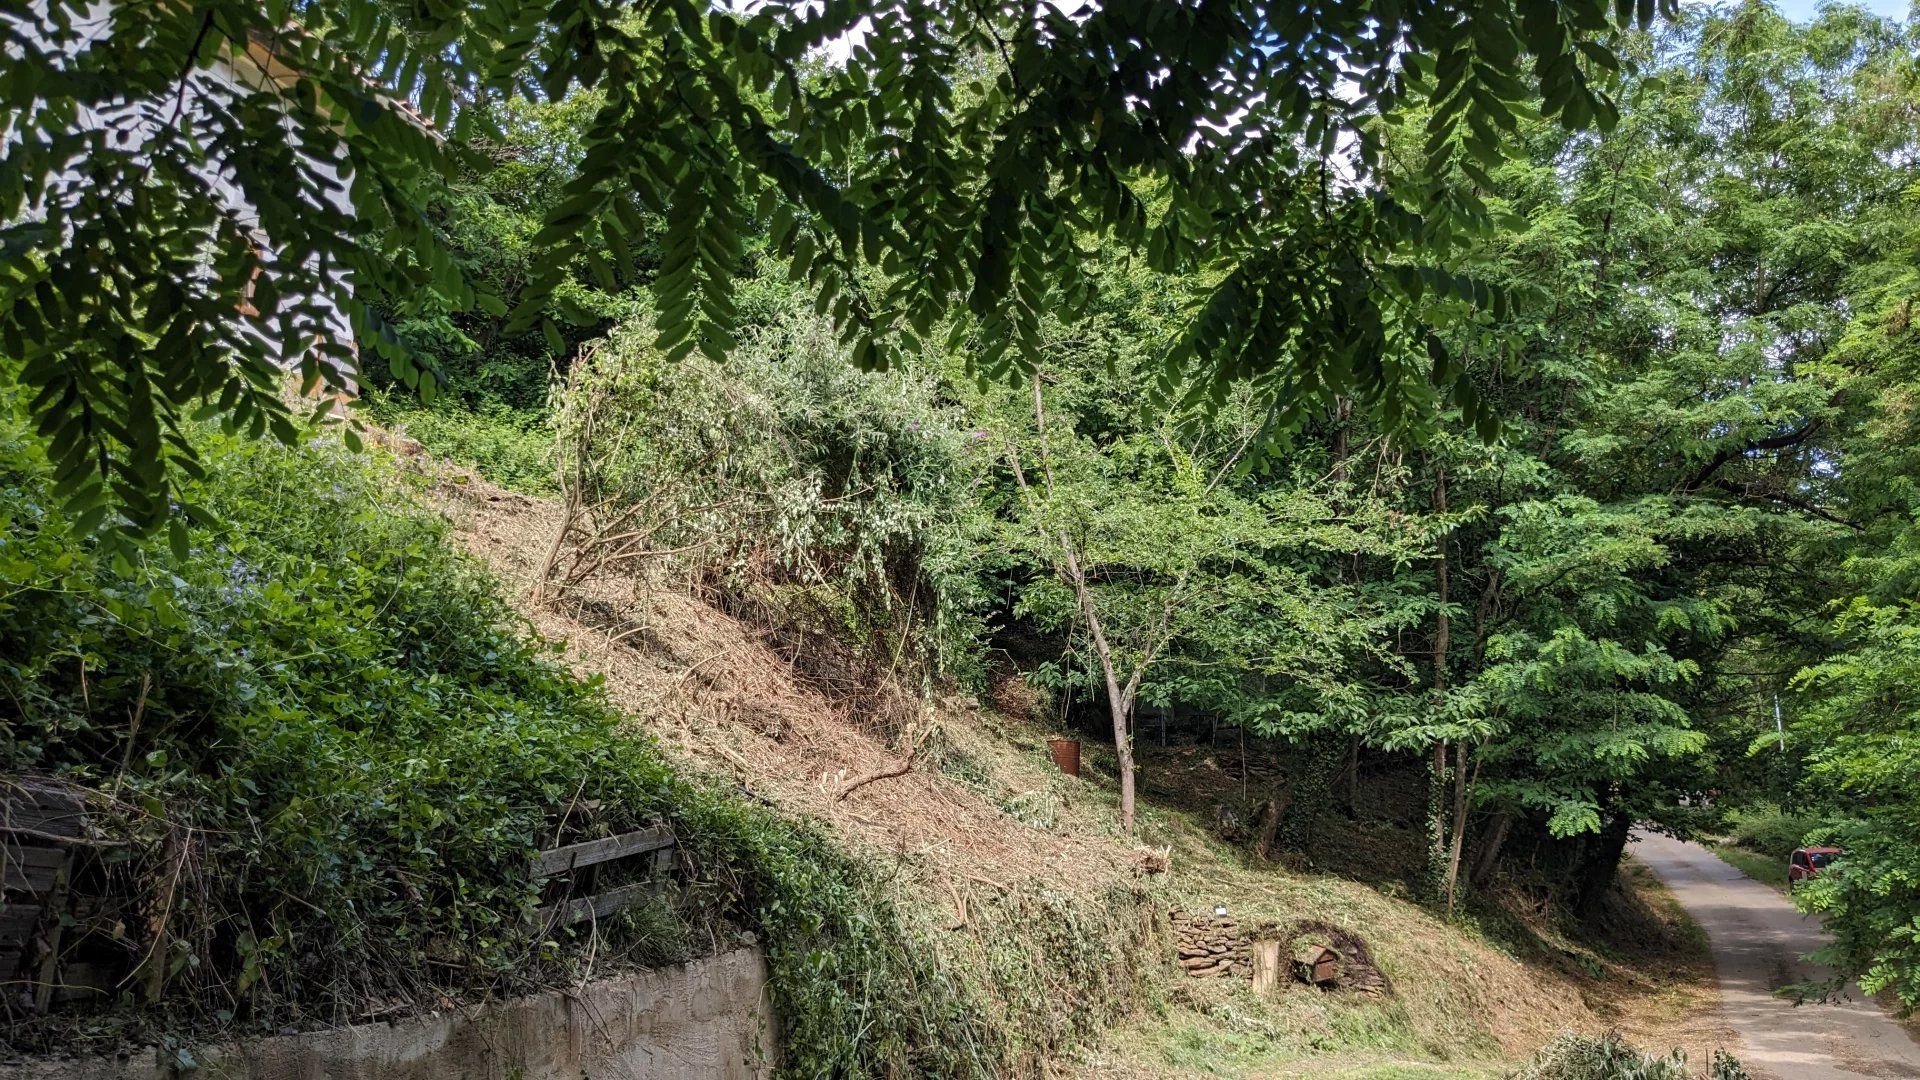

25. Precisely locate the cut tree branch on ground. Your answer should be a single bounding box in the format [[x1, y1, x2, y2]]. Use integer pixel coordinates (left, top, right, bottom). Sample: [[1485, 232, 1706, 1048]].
[[836, 725, 933, 801]]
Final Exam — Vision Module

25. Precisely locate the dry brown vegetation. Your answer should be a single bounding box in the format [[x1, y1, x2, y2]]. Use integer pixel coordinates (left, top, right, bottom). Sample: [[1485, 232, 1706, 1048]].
[[441, 476, 1132, 897]]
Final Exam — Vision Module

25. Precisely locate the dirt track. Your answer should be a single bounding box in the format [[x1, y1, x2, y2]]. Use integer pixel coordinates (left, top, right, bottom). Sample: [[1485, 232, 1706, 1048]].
[[1632, 830, 1920, 1080]]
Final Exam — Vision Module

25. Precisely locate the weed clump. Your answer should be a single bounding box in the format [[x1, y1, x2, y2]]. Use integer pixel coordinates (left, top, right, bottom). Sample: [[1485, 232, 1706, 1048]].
[[1722, 805, 1819, 857], [1513, 1032, 1749, 1080]]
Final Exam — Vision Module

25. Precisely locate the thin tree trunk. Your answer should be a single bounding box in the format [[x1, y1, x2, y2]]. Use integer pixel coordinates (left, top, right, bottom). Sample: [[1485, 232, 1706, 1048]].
[[1005, 366, 1252, 837], [1010, 371, 1140, 834], [1428, 462, 1452, 901], [1444, 742, 1477, 915], [1339, 735, 1360, 819], [1073, 555, 1138, 834]]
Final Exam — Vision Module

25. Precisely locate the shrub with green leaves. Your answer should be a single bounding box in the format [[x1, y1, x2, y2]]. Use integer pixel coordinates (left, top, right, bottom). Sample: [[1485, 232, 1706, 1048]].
[[549, 288, 992, 682], [363, 392, 558, 494], [1722, 805, 1817, 858], [0, 417, 686, 1020]]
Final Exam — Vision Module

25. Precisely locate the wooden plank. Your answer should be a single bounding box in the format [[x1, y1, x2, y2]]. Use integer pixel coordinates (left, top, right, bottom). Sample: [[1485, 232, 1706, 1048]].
[[532, 826, 673, 878], [0, 898, 40, 979], [32, 855, 70, 1012], [2, 846, 68, 896], [1251, 941, 1282, 997], [535, 880, 661, 928], [0, 779, 87, 840]]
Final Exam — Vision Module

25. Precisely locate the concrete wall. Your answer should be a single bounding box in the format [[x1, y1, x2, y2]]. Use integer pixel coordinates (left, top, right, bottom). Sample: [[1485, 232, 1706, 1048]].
[[16, 947, 775, 1080]]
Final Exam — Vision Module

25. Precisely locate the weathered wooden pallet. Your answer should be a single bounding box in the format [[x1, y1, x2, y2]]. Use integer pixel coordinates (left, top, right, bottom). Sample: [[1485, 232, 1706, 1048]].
[[532, 824, 673, 877], [1, 778, 88, 842], [531, 824, 676, 929], [1, 778, 87, 1012]]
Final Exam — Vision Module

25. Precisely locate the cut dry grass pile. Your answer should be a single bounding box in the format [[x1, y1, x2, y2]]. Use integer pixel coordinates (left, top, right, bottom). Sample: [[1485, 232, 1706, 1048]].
[[435, 474, 1137, 916]]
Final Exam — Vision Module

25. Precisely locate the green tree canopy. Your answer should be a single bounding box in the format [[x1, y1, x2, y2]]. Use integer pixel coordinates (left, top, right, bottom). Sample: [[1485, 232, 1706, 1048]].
[[3, 0, 1671, 537]]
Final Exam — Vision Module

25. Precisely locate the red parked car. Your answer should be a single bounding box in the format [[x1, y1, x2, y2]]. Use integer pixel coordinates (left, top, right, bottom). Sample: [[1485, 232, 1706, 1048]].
[[1788, 846, 1841, 887]]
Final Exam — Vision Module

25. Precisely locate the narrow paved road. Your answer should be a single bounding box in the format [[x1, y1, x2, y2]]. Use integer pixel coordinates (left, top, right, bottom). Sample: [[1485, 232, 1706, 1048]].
[[1632, 830, 1920, 1080]]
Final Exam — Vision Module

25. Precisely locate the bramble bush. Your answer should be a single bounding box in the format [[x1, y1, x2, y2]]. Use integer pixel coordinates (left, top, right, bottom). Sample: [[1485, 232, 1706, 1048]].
[[547, 287, 993, 685]]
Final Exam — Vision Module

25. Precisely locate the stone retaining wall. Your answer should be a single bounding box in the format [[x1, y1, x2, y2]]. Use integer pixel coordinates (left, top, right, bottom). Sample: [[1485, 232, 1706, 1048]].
[[1172, 910, 1260, 978]]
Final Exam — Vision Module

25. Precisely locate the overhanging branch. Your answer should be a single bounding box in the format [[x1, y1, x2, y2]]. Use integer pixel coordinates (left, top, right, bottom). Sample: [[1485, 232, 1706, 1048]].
[[1682, 421, 1821, 493]]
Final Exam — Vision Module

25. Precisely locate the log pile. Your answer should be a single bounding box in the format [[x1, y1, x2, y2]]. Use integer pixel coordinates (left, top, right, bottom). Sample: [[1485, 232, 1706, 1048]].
[[1282, 919, 1393, 998]]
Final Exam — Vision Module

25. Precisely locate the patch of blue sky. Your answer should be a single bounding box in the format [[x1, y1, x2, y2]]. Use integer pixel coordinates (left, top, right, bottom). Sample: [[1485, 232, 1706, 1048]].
[[1684, 0, 1914, 21]]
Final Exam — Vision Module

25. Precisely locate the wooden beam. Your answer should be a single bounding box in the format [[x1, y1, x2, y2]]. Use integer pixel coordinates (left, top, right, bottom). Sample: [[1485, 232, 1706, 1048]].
[[535, 880, 660, 928], [31, 857, 69, 1012], [1, 779, 87, 840], [3, 846, 69, 896], [532, 826, 673, 878]]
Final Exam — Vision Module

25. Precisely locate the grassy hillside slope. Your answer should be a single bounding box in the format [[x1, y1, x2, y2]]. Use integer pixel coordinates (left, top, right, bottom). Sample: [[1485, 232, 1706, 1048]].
[[0, 409, 1731, 1075], [433, 459, 1718, 1077]]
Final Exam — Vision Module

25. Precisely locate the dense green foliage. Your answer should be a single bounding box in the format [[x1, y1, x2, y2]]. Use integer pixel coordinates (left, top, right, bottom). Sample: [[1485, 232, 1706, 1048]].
[[3, 0, 1669, 536], [520, 0, 1920, 1002], [1722, 805, 1818, 861], [0, 418, 676, 1013], [10, 0, 1920, 1057], [363, 391, 558, 493]]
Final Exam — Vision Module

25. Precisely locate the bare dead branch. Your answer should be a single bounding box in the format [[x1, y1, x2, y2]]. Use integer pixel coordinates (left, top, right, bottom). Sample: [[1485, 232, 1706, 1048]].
[[835, 725, 933, 801]]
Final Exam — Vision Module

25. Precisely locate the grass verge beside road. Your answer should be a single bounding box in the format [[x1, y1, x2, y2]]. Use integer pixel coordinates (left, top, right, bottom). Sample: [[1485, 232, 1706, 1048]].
[[1707, 845, 1788, 893]]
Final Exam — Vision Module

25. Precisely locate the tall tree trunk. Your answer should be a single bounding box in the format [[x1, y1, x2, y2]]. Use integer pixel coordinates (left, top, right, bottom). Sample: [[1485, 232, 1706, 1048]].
[[1469, 810, 1513, 890], [1338, 735, 1361, 819], [1574, 810, 1633, 916], [1330, 396, 1352, 486], [1330, 405, 1361, 822], [1427, 462, 1452, 902], [1444, 741, 1474, 914], [1255, 780, 1298, 860]]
